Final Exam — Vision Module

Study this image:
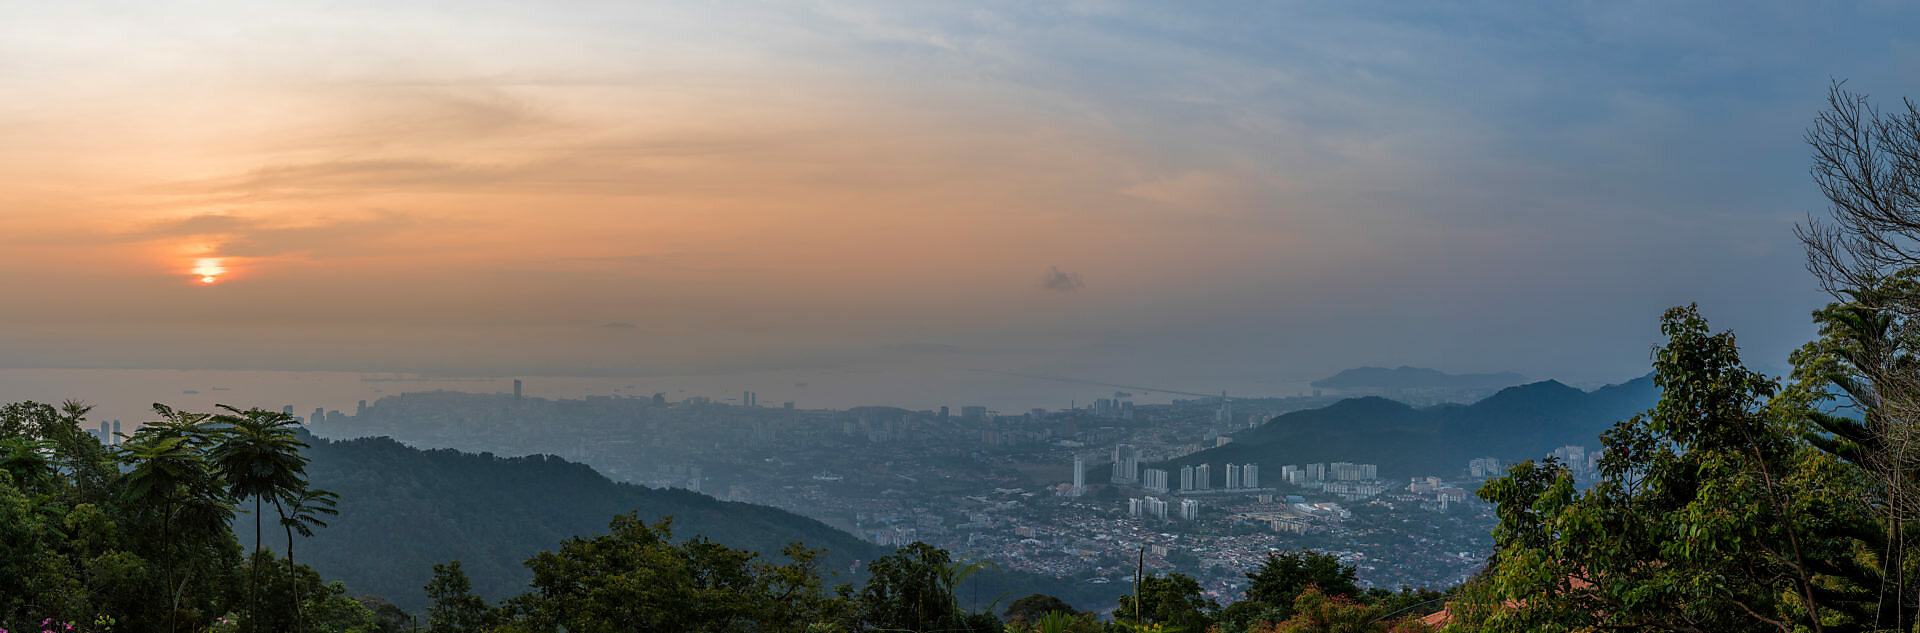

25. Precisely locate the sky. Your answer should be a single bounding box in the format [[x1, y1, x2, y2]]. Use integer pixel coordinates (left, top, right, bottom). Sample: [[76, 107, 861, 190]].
[[3, 1, 1916, 405]]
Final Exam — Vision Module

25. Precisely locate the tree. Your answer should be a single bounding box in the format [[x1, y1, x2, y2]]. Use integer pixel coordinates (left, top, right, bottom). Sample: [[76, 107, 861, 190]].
[[858, 542, 966, 632], [209, 405, 309, 633], [276, 486, 339, 632], [425, 561, 491, 633], [497, 513, 834, 632], [1003, 594, 1078, 625], [1464, 306, 1863, 632], [119, 407, 236, 633], [1797, 82, 1920, 299], [1250, 587, 1432, 633], [1220, 551, 1367, 631], [1115, 573, 1215, 632]]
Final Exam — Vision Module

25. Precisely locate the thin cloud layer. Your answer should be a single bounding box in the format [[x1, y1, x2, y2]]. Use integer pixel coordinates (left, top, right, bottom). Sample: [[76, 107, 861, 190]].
[[0, 1, 1904, 389]]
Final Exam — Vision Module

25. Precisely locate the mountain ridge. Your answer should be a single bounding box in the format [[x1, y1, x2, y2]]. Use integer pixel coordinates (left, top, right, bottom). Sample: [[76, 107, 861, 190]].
[[1163, 374, 1657, 481]]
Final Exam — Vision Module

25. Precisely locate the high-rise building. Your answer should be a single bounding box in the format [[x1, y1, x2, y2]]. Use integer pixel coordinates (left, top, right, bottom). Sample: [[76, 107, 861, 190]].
[[1243, 464, 1259, 488], [1329, 462, 1378, 481], [313, 407, 325, 425], [1143, 468, 1169, 493], [1225, 463, 1242, 489], [1072, 456, 1086, 496], [1305, 463, 1326, 482], [1195, 464, 1211, 490], [111, 420, 120, 444], [1180, 465, 1196, 492], [1111, 444, 1141, 484], [1468, 457, 1502, 478], [1179, 498, 1201, 521], [357, 400, 367, 416], [513, 379, 523, 403], [98, 421, 109, 444], [1130, 496, 1167, 519], [1129, 496, 1169, 519]]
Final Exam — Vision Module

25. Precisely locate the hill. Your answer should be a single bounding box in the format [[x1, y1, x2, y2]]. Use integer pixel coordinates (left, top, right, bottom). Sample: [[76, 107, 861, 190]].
[[1164, 375, 1657, 480], [1310, 366, 1528, 392], [239, 432, 1121, 614]]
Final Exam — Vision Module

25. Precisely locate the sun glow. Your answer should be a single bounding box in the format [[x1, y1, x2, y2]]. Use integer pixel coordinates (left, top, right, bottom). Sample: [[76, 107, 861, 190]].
[[192, 258, 226, 284]]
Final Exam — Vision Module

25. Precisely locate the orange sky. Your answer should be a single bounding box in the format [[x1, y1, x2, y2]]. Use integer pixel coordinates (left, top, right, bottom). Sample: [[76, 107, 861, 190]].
[[1, 2, 1890, 394]]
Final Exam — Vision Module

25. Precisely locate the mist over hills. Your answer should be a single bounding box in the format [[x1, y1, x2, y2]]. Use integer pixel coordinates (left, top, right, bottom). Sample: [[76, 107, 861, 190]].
[[1165, 375, 1658, 480], [1310, 366, 1529, 392]]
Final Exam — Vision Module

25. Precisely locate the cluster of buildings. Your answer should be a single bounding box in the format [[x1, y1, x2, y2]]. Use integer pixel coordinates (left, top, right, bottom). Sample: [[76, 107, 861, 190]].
[[1127, 495, 1202, 521], [91, 420, 122, 445], [1551, 444, 1603, 479]]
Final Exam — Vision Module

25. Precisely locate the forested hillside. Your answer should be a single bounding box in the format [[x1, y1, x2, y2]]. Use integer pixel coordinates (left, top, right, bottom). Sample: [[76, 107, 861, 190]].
[[240, 432, 1124, 614], [233, 432, 881, 612]]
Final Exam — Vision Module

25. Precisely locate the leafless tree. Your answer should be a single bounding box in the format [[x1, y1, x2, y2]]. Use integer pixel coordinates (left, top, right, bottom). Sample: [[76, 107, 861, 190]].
[[1799, 81, 1920, 302]]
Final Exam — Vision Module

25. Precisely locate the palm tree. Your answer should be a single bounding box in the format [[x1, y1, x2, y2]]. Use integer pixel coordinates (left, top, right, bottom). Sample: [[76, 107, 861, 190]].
[[275, 486, 338, 631], [939, 555, 1000, 616], [208, 405, 309, 632], [119, 408, 232, 633]]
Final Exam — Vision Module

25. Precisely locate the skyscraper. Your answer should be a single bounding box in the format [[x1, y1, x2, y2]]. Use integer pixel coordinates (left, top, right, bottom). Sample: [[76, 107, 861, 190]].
[[514, 379, 523, 403], [1072, 456, 1085, 496], [1225, 463, 1241, 489], [1195, 464, 1211, 490], [98, 421, 109, 444], [1180, 465, 1195, 492], [1243, 464, 1259, 488], [1111, 444, 1141, 485], [111, 420, 120, 444]]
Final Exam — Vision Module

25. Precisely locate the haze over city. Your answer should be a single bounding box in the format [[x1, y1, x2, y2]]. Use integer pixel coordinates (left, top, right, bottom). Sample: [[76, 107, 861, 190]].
[[9, 1, 1908, 413], [17, 3, 1920, 632]]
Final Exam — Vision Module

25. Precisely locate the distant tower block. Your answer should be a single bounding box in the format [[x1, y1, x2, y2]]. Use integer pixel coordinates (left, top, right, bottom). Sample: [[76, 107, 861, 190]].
[[514, 379, 523, 403], [356, 400, 368, 416], [1072, 456, 1085, 496], [112, 420, 121, 444], [98, 421, 109, 444], [313, 407, 325, 424]]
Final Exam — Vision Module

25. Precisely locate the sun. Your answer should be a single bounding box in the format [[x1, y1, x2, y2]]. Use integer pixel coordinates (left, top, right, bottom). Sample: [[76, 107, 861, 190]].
[[192, 257, 227, 285]]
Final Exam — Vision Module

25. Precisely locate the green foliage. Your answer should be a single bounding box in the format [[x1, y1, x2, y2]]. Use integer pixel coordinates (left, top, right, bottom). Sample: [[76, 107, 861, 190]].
[[1461, 305, 1867, 632], [0, 400, 359, 633], [490, 513, 842, 633], [425, 561, 490, 633], [1115, 573, 1216, 633], [1251, 587, 1433, 633], [1003, 594, 1080, 626]]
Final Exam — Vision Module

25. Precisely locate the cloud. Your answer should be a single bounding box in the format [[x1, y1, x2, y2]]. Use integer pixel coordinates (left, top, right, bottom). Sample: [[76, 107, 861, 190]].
[[1041, 266, 1085, 294], [122, 211, 418, 258]]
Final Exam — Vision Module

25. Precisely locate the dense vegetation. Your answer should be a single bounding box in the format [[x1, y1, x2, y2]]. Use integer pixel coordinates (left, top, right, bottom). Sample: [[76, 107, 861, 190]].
[[0, 398, 1442, 632]]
